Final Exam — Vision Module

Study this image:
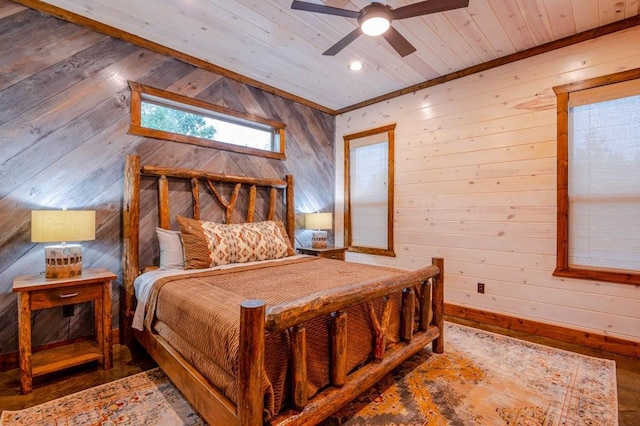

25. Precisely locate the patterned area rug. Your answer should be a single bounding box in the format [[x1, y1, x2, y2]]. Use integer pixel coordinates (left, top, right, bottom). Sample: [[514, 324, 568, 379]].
[[331, 322, 618, 425], [0, 368, 205, 426], [0, 323, 618, 425]]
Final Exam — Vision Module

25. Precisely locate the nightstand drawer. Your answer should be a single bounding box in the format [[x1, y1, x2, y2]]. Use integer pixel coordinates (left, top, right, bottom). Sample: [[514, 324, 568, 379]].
[[320, 250, 345, 260], [298, 247, 347, 261], [30, 283, 102, 310]]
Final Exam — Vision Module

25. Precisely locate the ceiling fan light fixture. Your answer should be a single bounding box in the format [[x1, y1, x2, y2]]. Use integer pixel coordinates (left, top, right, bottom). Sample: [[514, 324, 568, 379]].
[[361, 15, 390, 36], [359, 4, 393, 36]]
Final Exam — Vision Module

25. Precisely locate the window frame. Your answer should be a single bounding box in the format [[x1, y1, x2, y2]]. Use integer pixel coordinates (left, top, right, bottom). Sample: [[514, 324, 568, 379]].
[[343, 124, 396, 257], [553, 68, 640, 285], [129, 81, 286, 160]]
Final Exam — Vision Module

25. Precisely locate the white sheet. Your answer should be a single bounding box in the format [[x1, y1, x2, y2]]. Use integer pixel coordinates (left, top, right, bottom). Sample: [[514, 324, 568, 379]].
[[131, 254, 308, 331]]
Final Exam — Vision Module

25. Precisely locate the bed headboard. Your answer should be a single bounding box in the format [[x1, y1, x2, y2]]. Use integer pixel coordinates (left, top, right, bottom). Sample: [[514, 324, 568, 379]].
[[121, 154, 295, 340]]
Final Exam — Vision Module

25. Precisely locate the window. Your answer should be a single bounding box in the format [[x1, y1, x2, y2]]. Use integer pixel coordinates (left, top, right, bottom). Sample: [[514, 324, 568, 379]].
[[344, 124, 395, 257], [553, 69, 640, 285], [129, 82, 286, 160]]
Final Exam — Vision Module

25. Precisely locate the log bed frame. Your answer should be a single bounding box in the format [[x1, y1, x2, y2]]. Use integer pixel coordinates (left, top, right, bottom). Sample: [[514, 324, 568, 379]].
[[121, 154, 444, 426]]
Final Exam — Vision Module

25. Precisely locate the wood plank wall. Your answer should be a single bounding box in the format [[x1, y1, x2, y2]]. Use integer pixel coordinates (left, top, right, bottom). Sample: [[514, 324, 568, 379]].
[[0, 1, 335, 355], [335, 26, 640, 344]]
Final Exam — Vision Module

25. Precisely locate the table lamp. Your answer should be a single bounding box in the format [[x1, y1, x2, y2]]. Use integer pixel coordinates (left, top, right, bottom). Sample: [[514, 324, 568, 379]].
[[31, 210, 96, 278], [305, 212, 332, 249]]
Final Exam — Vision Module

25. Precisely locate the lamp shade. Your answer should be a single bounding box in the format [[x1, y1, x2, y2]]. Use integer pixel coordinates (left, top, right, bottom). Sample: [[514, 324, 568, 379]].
[[305, 212, 332, 230], [31, 210, 96, 243]]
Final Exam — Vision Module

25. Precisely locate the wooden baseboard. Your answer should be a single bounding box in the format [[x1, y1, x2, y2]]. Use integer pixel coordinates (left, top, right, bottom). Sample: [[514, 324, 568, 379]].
[[445, 303, 639, 358], [0, 329, 120, 373]]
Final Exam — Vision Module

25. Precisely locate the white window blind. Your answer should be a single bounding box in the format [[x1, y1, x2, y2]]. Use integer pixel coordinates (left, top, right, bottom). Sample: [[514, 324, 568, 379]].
[[349, 134, 388, 249], [568, 87, 640, 272]]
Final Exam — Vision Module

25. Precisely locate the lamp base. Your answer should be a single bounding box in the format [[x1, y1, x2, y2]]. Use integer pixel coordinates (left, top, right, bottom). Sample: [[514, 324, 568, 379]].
[[44, 244, 83, 279], [311, 231, 328, 249]]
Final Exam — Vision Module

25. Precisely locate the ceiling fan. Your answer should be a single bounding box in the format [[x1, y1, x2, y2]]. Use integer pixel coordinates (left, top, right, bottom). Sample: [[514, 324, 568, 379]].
[[291, 0, 469, 57]]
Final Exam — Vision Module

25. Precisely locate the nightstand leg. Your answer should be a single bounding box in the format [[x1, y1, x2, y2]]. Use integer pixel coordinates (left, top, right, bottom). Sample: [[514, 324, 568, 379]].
[[94, 290, 103, 359], [17, 292, 32, 394], [102, 280, 112, 369]]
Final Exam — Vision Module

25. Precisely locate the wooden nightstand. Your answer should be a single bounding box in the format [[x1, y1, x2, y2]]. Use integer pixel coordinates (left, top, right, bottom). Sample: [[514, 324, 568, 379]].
[[298, 246, 347, 261], [12, 268, 115, 394]]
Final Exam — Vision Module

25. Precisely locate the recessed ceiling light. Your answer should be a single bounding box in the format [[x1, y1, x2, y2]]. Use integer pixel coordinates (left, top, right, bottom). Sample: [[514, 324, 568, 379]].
[[348, 61, 363, 71]]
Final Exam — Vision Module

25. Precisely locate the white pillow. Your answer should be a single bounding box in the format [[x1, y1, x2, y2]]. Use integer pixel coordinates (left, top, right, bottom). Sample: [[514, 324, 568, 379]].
[[156, 227, 184, 269]]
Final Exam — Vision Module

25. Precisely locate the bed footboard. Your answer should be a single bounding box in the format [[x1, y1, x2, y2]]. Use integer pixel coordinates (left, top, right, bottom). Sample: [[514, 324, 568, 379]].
[[239, 257, 444, 426], [132, 258, 444, 426]]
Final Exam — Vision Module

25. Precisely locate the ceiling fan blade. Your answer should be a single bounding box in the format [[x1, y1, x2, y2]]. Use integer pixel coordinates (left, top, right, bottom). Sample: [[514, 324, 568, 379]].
[[392, 0, 469, 20], [291, 1, 360, 19], [323, 27, 362, 56], [382, 26, 416, 57]]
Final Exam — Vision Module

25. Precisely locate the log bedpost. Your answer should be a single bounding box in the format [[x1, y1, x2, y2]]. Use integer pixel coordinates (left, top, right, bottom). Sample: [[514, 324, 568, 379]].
[[285, 175, 295, 248], [432, 257, 445, 354], [122, 154, 141, 345], [239, 300, 266, 426]]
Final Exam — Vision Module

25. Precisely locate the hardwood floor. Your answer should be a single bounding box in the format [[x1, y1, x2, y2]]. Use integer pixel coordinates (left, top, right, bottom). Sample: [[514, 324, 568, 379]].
[[0, 321, 637, 425], [0, 340, 156, 412]]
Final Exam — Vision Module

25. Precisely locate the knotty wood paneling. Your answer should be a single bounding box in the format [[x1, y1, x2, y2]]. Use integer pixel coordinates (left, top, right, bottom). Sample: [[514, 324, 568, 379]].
[[0, 2, 334, 356], [335, 26, 640, 344]]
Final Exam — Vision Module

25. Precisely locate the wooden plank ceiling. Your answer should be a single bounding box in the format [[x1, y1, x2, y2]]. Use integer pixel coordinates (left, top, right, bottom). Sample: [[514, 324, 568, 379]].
[[33, 0, 640, 111]]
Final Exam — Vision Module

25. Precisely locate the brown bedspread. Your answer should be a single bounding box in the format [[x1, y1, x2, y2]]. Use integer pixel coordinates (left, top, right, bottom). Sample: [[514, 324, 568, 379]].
[[143, 256, 405, 418]]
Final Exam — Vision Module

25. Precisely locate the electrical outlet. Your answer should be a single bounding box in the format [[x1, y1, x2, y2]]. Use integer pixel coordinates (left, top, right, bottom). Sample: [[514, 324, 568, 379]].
[[63, 304, 75, 317], [477, 283, 485, 294]]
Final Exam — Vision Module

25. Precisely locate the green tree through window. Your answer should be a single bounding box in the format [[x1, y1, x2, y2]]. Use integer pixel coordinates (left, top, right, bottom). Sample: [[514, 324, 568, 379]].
[[141, 102, 217, 139]]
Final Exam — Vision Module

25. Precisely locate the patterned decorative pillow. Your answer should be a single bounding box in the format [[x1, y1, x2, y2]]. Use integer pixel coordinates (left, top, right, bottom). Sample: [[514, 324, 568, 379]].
[[177, 216, 294, 269]]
